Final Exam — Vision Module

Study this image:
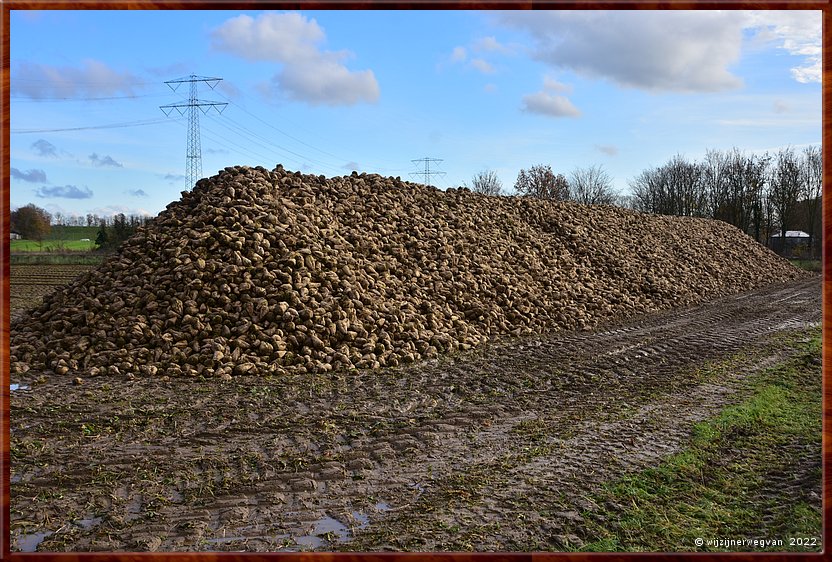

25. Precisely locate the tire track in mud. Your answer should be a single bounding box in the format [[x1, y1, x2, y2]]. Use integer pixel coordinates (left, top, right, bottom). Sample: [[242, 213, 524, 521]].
[[9, 277, 821, 552]]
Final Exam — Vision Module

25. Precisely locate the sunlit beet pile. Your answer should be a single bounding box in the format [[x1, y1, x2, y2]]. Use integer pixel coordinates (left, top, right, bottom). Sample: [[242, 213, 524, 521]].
[[10, 165, 805, 379]]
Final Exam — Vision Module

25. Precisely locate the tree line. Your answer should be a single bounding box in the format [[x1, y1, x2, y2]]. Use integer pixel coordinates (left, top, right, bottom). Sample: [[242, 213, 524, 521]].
[[466, 145, 821, 256], [10, 205, 153, 251], [94, 213, 154, 250]]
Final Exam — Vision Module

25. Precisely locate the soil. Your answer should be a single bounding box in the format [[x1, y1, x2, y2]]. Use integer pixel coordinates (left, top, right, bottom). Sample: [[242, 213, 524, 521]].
[[10, 264, 97, 321], [9, 276, 822, 552]]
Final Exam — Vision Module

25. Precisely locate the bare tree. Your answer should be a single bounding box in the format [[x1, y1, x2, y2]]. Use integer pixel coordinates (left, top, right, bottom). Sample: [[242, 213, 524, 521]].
[[662, 154, 706, 217], [467, 169, 503, 196], [711, 148, 770, 237], [769, 147, 802, 253], [514, 165, 569, 200], [568, 164, 617, 205], [629, 154, 705, 217], [629, 166, 666, 214], [800, 145, 822, 257], [612, 194, 637, 210], [702, 148, 729, 218]]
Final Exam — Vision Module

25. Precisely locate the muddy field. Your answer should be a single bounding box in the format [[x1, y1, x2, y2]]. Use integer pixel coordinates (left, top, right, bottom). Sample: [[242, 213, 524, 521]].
[[10, 264, 98, 321], [9, 272, 822, 552]]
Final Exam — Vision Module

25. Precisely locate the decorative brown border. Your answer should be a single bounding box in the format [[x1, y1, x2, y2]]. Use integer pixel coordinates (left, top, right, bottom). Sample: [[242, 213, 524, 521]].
[[1, 1, 828, 560]]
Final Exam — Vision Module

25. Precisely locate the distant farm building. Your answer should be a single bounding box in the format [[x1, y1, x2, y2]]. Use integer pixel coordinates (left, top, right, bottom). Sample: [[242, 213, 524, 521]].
[[769, 230, 812, 258], [10, 231, 21, 240]]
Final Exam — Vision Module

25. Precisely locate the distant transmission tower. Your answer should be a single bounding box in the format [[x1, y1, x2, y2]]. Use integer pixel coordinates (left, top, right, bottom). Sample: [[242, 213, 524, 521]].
[[410, 157, 446, 187], [160, 75, 228, 190]]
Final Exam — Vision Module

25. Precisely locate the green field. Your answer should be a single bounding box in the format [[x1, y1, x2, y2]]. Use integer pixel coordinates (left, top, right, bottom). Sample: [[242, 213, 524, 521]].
[[11, 239, 96, 252], [11, 225, 100, 252], [47, 225, 100, 240]]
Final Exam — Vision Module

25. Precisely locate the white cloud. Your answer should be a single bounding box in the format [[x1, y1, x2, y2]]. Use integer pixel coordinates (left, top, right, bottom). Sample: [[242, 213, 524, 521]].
[[445, 39, 511, 75], [484, 83, 498, 93], [211, 12, 379, 106], [742, 11, 821, 84], [36, 185, 94, 199], [500, 11, 745, 93], [543, 76, 572, 93], [31, 139, 59, 157], [595, 144, 619, 156], [276, 55, 379, 106], [10, 168, 47, 183], [89, 153, 123, 168], [211, 12, 324, 61], [160, 173, 185, 184], [522, 91, 581, 118], [87, 205, 152, 218], [470, 58, 495, 74], [472, 36, 513, 54], [12, 59, 144, 99]]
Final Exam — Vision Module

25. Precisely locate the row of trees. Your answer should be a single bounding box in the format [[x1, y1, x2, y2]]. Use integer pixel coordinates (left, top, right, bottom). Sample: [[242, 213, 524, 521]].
[[11, 203, 154, 251], [94, 213, 154, 250], [467, 163, 618, 205], [629, 146, 821, 254], [466, 145, 821, 255]]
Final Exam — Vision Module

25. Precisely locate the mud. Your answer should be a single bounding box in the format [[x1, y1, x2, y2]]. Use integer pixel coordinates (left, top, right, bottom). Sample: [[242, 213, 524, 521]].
[[9, 277, 821, 552]]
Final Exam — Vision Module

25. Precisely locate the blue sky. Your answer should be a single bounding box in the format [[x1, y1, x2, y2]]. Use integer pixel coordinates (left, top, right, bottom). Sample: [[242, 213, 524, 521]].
[[9, 9, 821, 219]]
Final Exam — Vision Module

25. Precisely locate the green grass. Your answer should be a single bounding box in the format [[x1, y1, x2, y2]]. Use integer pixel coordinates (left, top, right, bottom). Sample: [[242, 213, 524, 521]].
[[11, 239, 96, 252], [578, 329, 822, 552], [10, 253, 105, 265], [789, 259, 821, 273], [11, 226, 102, 252], [47, 225, 99, 239]]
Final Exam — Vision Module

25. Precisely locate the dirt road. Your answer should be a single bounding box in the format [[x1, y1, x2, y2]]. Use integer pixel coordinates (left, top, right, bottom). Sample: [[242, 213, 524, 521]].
[[9, 276, 821, 552]]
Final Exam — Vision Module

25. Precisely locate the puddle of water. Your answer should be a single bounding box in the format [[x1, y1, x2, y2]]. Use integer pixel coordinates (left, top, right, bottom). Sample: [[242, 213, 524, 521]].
[[16, 531, 52, 552], [294, 535, 324, 549], [313, 515, 351, 541], [295, 514, 353, 549], [351, 511, 370, 528], [375, 501, 391, 512], [10, 384, 30, 392]]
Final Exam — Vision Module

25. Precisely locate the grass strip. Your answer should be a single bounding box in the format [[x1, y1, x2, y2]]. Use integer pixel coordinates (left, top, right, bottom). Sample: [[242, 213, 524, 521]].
[[11, 253, 106, 265], [578, 328, 822, 552]]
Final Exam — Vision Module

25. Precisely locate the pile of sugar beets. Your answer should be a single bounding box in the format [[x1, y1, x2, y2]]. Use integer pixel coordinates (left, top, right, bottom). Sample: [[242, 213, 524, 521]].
[[10, 165, 806, 379]]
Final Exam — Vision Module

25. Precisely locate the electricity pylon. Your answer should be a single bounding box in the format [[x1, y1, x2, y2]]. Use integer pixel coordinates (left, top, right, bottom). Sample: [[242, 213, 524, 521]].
[[410, 157, 446, 188], [160, 75, 228, 190]]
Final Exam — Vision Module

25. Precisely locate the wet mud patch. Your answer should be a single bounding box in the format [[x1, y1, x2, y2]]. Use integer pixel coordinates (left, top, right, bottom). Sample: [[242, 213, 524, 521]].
[[10, 278, 821, 551]]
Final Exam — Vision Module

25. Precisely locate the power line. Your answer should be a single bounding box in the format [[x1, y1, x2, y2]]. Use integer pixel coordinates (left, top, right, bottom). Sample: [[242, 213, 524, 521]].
[[204, 113, 347, 174], [11, 92, 171, 102], [10, 117, 175, 134], [212, 91, 411, 176], [160, 74, 228, 191], [410, 157, 446, 187], [214, 92, 348, 164]]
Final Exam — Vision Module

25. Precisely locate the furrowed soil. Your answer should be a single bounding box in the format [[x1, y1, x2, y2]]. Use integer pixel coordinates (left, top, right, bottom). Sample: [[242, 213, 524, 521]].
[[10, 264, 98, 321], [9, 276, 821, 552]]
